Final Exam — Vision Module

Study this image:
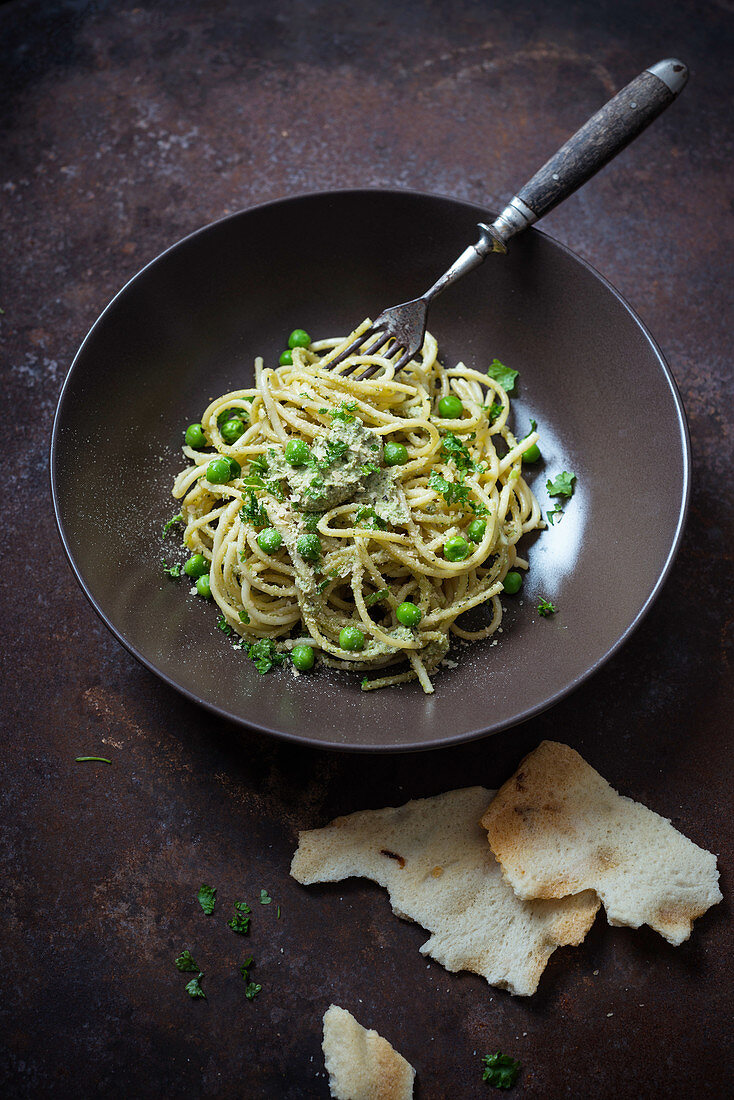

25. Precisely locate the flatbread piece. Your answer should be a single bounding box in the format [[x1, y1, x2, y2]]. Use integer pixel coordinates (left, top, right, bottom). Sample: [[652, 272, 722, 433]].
[[291, 787, 599, 996], [322, 1004, 415, 1100], [481, 740, 722, 945]]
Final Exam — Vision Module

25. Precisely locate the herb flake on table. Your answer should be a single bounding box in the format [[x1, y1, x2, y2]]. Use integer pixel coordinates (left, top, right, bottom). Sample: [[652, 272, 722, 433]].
[[162, 513, 183, 539], [75, 756, 111, 764], [247, 638, 286, 675], [538, 598, 557, 617], [162, 559, 182, 578], [175, 950, 200, 973], [228, 900, 252, 934], [481, 1051, 520, 1089], [546, 470, 576, 524], [259, 889, 272, 905], [197, 884, 217, 915], [185, 974, 206, 999]]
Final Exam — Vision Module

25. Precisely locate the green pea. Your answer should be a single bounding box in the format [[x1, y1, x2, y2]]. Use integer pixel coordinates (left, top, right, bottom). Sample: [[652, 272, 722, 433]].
[[503, 571, 523, 594], [522, 442, 541, 464], [220, 418, 245, 444], [438, 394, 464, 419], [185, 423, 207, 449], [183, 554, 209, 580], [217, 407, 246, 427], [339, 625, 365, 651], [206, 457, 233, 484], [291, 643, 315, 671], [184, 553, 209, 579], [467, 518, 487, 543], [285, 438, 310, 466], [195, 573, 211, 598], [257, 527, 283, 554], [297, 533, 321, 562], [279, 349, 293, 366], [396, 601, 422, 627], [288, 328, 311, 349], [228, 457, 241, 478], [383, 441, 408, 466], [444, 535, 470, 562]]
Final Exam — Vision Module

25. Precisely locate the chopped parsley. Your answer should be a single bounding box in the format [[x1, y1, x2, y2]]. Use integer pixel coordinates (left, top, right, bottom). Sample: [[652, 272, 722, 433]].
[[247, 639, 286, 674], [249, 454, 269, 475], [486, 359, 519, 394], [276, 906, 281, 919], [228, 900, 252, 934], [300, 511, 323, 532], [185, 975, 206, 999], [323, 439, 348, 465], [162, 513, 184, 539], [355, 505, 387, 530], [547, 471, 576, 498], [245, 982, 262, 1000], [485, 401, 504, 422], [546, 504, 564, 526], [75, 756, 111, 763], [317, 569, 338, 593], [481, 1051, 520, 1090], [175, 950, 200, 973], [162, 559, 182, 578], [441, 431, 476, 472], [331, 400, 357, 422], [359, 462, 380, 476], [217, 615, 233, 636], [239, 490, 268, 527], [366, 587, 390, 607], [238, 609, 251, 625], [239, 956, 254, 977], [259, 889, 272, 905], [538, 598, 557, 617], [197, 884, 217, 915], [429, 471, 470, 508]]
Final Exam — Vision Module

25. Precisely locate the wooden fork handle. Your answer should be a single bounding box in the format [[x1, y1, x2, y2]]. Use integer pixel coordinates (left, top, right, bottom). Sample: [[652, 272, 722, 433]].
[[491, 59, 689, 241]]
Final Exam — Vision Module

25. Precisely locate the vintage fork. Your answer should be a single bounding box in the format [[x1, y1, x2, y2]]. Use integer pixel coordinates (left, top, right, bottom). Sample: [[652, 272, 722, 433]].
[[326, 58, 688, 381]]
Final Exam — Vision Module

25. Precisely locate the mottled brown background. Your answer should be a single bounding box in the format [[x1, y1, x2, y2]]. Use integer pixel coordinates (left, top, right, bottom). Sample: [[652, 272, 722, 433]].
[[1, 0, 732, 1097]]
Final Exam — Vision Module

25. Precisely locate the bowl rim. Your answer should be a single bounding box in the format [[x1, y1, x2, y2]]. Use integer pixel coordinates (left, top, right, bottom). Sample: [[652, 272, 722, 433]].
[[50, 186, 692, 753]]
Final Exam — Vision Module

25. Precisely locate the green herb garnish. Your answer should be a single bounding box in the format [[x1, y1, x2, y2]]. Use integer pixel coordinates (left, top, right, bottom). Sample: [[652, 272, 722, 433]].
[[537, 598, 557, 617], [359, 462, 380, 476], [546, 471, 576, 498], [175, 950, 200, 973], [238, 609, 251, 625], [485, 401, 504, 422], [441, 431, 476, 472], [75, 756, 111, 764], [486, 359, 519, 394], [239, 490, 268, 527], [217, 615, 233, 636], [481, 1051, 520, 1090], [185, 974, 206, 999], [331, 400, 357, 422], [247, 639, 286, 675], [429, 471, 470, 508], [228, 900, 252, 934], [300, 511, 323, 531], [259, 889, 272, 905], [366, 588, 390, 607], [546, 505, 564, 526], [317, 569, 338, 593], [197, 884, 217, 915], [249, 454, 269, 475], [162, 559, 182, 578], [162, 513, 184, 539], [245, 982, 262, 1000]]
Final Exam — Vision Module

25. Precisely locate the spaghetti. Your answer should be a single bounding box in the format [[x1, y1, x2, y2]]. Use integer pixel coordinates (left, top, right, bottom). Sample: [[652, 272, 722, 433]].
[[172, 322, 543, 693]]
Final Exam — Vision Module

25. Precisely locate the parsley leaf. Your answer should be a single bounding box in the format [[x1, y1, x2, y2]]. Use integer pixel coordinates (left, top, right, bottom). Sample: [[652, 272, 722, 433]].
[[485, 401, 504, 422], [323, 439, 348, 465], [228, 900, 252, 934], [162, 513, 184, 539], [546, 504, 564, 526], [331, 400, 357, 422], [197, 884, 217, 915], [429, 471, 470, 508], [259, 889, 272, 905], [300, 511, 323, 531], [185, 974, 206, 999], [217, 615, 233, 636], [359, 462, 380, 476], [238, 609, 251, 625], [249, 454, 269, 475], [175, 950, 200, 973], [239, 955, 254, 978], [546, 471, 576, 498], [239, 490, 268, 527], [162, 559, 182, 578], [317, 569, 338, 593], [441, 432, 476, 472], [486, 359, 519, 394], [247, 639, 286, 675], [245, 982, 262, 1000], [366, 587, 390, 607], [538, 598, 557, 617], [355, 504, 387, 530], [481, 1051, 520, 1090]]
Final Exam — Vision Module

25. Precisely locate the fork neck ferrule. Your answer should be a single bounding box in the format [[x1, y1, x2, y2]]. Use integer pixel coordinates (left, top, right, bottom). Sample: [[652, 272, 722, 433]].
[[486, 197, 538, 245]]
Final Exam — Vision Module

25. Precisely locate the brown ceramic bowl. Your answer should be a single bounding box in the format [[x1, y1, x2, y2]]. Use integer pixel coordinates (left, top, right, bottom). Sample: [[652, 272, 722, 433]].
[[51, 189, 689, 751]]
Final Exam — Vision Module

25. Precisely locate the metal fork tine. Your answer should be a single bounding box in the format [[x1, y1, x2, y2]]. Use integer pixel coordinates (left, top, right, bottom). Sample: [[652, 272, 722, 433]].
[[324, 325, 382, 371], [357, 340, 408, 380], [392, 347, 416, 372]]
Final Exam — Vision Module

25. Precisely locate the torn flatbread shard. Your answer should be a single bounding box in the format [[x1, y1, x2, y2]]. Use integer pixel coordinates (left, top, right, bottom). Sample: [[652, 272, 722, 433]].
[[481, 740, 722, 946], [291, 787, 599, 997], [322, 1004, 415, 1100]]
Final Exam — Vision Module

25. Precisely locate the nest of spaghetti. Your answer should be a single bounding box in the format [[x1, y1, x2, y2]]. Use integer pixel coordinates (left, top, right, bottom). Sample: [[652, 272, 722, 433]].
[[172, 322, 543, 693]]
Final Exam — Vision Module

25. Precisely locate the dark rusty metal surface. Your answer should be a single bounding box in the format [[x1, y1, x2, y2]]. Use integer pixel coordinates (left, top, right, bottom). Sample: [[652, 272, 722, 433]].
[[1, 0, 731, 1096]]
